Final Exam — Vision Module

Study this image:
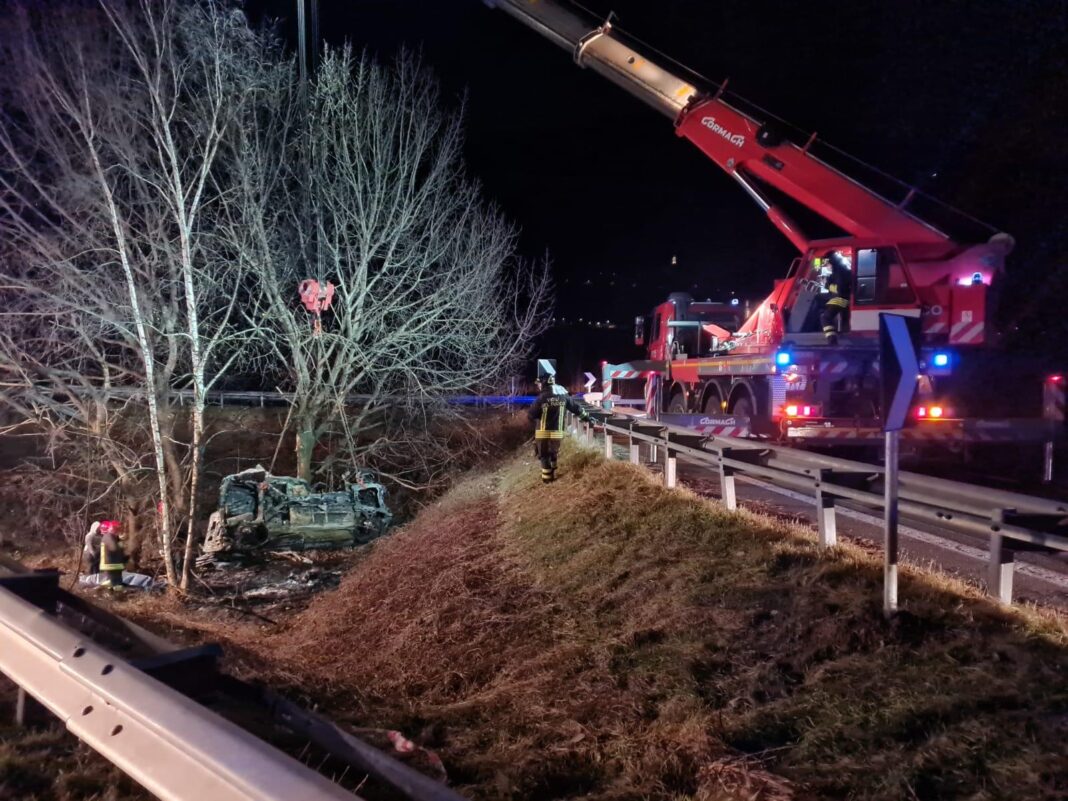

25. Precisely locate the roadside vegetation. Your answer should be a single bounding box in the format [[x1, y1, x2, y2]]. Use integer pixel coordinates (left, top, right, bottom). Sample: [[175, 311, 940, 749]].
[[244, 441, 1066, 800], [0, 0, 549, 588], [3, 439, 1066, 799]]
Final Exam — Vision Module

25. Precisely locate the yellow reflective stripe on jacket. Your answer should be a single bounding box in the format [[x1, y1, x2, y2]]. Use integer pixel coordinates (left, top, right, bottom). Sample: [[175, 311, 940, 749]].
[[826, 297, 848, 308], [535, 396, 569, 435], [100, 549, 124, 572]]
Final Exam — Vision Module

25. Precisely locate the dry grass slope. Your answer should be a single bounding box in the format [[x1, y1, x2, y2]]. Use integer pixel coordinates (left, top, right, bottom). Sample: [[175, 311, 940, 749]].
[[4, 437, 1065, 800], [0, 677, 151, 801], [263, 442, 1068, 800]]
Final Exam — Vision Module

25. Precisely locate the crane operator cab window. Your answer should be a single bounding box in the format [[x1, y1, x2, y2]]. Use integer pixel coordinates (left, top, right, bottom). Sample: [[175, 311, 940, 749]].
[[786, 249, 853, 338], [853, 247, 916, 307]]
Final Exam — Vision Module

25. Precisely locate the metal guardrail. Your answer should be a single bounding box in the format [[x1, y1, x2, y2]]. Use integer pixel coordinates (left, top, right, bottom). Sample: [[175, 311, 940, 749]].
[[0, 560, 469, 801], [0, 582, 357, 801], [577, 408, 1068, 606]]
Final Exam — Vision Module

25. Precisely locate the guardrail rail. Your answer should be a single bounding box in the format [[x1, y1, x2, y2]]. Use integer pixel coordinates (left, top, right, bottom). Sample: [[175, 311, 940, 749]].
[[574, 407, 1068, 606], [0, 558, 467, 801]]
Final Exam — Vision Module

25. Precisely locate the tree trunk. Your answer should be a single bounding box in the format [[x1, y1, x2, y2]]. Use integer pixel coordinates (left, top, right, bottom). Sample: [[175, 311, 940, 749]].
[[179, 404, 204, 591], [296, 428, 316, 482]]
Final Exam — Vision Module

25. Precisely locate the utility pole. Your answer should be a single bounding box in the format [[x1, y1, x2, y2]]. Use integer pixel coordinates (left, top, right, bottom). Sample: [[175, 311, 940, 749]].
[[295, 0, 319, 86], [295, 0, 323, 302]]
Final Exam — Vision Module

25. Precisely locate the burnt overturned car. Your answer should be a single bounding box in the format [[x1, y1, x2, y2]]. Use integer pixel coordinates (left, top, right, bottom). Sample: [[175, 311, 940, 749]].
[[202, 465, 392, 559]]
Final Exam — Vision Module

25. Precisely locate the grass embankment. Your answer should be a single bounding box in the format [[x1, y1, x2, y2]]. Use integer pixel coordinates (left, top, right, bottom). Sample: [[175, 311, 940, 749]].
[[3, 439, 1066, 800], [0, 675, 150, 801], [262, 441, 1068, 800]]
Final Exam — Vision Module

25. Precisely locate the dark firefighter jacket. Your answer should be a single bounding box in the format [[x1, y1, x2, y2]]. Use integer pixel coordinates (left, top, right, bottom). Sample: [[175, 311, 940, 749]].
[[99, 531, 126, 577], [823, 262, 852, 309], [529, 388, 586, 439]]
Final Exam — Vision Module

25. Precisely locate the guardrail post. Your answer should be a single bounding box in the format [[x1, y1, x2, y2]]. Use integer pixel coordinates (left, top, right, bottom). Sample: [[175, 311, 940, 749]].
[[15, 687, 28, 726], [816, 488, 837, 548], [649, 442, 658, 463], [585, 420, 593, 446], [629, 435, 641, 465], [663, 439, 677, 489], [987, 533, 1014, 604], [604, 429, 614, 460], [718, 464, 737, 510], [815, 471, 838, 548]]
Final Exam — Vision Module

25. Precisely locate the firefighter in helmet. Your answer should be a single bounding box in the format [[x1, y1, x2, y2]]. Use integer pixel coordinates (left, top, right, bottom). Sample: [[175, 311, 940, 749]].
[[96, 519, 127, 589], [817, 251, 852, 345], [529, 376, 588, 483]]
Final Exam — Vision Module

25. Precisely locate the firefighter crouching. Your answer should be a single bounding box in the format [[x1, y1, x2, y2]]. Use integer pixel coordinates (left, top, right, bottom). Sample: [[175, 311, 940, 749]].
[[818, 251, 852, 345], [528, 376, 588, 483]]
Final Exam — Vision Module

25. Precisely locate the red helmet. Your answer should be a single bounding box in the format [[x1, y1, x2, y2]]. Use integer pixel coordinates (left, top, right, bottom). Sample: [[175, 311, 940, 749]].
[[98, 520, 121, 535]]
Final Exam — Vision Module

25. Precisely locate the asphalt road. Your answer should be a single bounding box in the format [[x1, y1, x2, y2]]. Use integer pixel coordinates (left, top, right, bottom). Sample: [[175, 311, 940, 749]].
[[603, 438, 1068, 609]]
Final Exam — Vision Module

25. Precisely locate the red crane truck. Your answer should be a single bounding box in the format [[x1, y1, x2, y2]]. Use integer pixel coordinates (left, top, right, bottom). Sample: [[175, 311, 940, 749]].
[[488, 0, 1059, 451]]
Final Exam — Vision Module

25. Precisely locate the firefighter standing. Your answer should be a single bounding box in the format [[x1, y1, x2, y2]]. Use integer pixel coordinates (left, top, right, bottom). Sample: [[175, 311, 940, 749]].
[[81, 521, 102, 576], [97, 519, 126, 589], [818, 251, 852, 345], [528, 376, 588, 483]]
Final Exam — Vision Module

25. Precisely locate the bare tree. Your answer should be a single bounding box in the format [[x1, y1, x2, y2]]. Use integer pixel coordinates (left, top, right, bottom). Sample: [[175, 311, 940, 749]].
[[0, 0, 268, 587], [230, 49, 552, 481]]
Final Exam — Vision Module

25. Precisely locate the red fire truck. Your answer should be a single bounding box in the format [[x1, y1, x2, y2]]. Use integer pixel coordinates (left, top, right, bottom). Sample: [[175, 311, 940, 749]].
[[490, 0, 1058, 449]]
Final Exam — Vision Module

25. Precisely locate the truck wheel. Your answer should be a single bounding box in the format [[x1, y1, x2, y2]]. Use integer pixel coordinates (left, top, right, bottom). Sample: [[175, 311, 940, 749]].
[[667, 391, 687, 414], [730, 395, 755, 418], [702, 390, 723, 415]]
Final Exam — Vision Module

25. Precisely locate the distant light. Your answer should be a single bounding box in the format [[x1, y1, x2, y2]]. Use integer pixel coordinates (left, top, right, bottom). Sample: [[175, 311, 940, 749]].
[[1049, 374, 1064, 384], [730, 298, 740, 306], [802, 405, 812, 416], [785, 404, 799, 417], [929, 406, 944, 418], [775, 351, 791, 366], [972, 271, 983, 285], [932, 352, 950, 368], [916, 406, 927, 418]]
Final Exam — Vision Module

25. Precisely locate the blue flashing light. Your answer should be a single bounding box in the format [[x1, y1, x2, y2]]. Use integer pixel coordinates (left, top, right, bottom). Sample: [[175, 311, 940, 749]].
[[730, 298, 740, 306], [932, 352, 950, 368], [775, 351, 792, 367]]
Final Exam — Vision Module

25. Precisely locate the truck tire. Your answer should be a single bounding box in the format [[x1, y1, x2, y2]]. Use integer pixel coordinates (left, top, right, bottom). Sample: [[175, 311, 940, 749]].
[[702, 388, 723, 415], [667, 390, 687, 414], [730, 394, 755, 418]]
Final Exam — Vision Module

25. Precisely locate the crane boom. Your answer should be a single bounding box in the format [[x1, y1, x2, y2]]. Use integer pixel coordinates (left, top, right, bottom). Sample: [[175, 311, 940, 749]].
[[487, 0, 955, 254]]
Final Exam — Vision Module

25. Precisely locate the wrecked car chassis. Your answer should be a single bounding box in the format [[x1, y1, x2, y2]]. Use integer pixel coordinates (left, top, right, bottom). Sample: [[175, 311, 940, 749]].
[[203, 465, 392, 558]]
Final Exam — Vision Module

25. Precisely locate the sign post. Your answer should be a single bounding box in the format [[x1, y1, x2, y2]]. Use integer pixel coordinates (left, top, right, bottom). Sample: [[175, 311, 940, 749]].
[[1042, 374, 1064, 484], [879, 314, 921, 616]]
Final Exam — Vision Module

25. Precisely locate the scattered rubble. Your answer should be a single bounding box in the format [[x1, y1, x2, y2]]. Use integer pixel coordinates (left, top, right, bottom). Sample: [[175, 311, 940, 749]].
[[193, 550, 356, 617]]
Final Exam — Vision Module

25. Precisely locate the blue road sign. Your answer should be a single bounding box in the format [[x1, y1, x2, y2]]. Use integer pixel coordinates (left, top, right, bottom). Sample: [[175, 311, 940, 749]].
[[879, 314, 921, 432]]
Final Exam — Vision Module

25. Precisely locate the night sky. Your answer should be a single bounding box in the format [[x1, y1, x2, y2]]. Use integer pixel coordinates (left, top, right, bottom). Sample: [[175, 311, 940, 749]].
[[248, 0, 1068, 370]]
